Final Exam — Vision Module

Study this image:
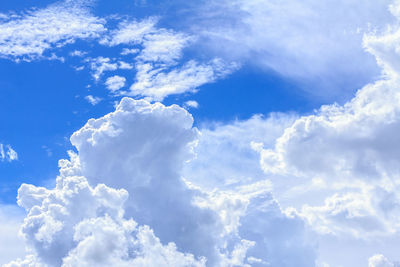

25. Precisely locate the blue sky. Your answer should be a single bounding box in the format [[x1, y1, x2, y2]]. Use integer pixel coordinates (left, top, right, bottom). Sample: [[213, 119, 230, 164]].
[[1, 0, 400, 266]]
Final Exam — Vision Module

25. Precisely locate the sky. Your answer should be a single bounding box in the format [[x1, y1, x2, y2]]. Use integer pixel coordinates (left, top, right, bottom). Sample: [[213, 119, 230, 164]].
[[1, 0, 400, 266]]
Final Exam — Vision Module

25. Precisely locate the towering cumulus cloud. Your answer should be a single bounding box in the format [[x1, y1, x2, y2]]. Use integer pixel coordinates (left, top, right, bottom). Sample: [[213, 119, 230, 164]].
[[7, 98, 315, 266]]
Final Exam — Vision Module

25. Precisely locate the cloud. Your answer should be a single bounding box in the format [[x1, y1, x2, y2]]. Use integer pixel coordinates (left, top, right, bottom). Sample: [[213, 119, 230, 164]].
[[0, 205, 26, 265], [369, 254, 397, 267], [84, 95, 102, 106], [184, 100, 199, 109], [136, 29, 192, 64], [101, 17, 158, 46], [121, 48, 140, 56], [69, 50, 88, 57], [0, 144, 18, 162], [7, 98, 317, 266], [105, 75, 126, 92], [6, 1, 400, 266], [128, 59, 238, 101], [67, 98, 226, 264], [101, 18, 238, 101], [0, 1, 105, 60], [118, 61, 134, 70], [10, 175, 206, 267], [183, 113, 297, 191], [0, 6, 238, 101], [189, 0, 396, 96], [86, 57, 119, 80], [250, 3, 400, 241], [180, 95, 400, 266]]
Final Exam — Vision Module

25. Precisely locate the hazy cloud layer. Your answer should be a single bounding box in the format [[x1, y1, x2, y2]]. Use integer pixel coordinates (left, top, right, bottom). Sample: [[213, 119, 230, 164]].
[[189, 0, 394, 98]]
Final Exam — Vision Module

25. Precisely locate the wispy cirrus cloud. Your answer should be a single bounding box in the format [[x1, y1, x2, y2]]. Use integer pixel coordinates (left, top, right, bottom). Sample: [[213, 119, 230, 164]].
[[182, 0, 395, 99]]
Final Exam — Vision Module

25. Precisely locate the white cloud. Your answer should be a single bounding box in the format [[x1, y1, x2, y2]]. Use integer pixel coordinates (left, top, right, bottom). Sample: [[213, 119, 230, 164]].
[[69, 50, 88, 57], [250, 2, 400, 242], [0, 8, 238, 101], [10, 175, 206, 267], [87, 57, 118, 80], [184, 100, 199, 109], [0, 1, 105, 60], [7, 98, 317, 266], [84, 95, 102, 106], [0, 144, 18, 162], [68, 98, 225, 264], [136, 29, 192, 64], [128, 59, 238, 101], [121, 48, 140, 56], [105, 75, 126, 92], [190, 0, 394, 97], [6, 2, 400, 266], [174, 4, 400, 264], [101, 17, 157, 46], [101, 18, 238, 101], [183, 113, 297, 191], [369, 254, 397, 267], [118, 61, 133, 69], [0, 205, 26, 265]]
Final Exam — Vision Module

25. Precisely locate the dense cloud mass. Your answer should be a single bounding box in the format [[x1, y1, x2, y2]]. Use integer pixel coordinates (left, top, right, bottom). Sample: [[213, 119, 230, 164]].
[[256, 21, 400, 239], [7, 98, 315, 266]]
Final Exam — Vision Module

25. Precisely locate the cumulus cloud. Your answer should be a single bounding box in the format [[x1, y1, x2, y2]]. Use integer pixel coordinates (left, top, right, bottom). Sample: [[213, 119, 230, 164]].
[[10, 175, 206, 267], [0, 1, 105, 60], [249, 2, 400, 242], [258, 74, 400, 238], [7, 98, 316, 266], [0, 143, 18, 162]]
